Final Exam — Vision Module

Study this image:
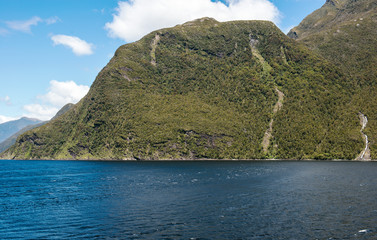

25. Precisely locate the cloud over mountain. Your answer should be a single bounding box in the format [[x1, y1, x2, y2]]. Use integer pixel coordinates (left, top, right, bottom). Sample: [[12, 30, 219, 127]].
[[24, 80, 89, 120], [38, 80, 90, 106], [105, 0, 280, 42], [0, 115, 17, 124]]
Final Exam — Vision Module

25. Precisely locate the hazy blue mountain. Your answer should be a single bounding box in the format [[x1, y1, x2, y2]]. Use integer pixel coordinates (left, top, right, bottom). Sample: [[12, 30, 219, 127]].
[[0, 103, 74, 153], [0, 117, 42, 143], [0, 122, 46, 153]]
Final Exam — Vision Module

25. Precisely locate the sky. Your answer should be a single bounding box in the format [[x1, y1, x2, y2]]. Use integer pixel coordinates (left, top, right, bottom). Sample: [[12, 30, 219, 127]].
[[0, 0, 325, 123]]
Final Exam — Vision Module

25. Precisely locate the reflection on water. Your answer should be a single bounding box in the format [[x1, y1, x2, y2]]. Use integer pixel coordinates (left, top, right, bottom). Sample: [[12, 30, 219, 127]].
[[0, 160, 376, 239]]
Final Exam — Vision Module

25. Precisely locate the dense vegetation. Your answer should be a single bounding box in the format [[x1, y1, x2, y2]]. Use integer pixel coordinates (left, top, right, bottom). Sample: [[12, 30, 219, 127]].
[[288, 0, 377, 158], [2, 18, 364, 160]]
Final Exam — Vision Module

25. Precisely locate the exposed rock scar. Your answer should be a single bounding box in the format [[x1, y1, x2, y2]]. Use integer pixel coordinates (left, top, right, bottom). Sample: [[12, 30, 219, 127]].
[[150, 34, 160, 66], [262, 88, 285, 154], [356, 112, 371, 160], [249, 34, 272, 73]]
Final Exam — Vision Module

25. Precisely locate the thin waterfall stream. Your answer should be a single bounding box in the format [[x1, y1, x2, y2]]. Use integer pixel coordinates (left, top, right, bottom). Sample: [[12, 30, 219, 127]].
[[359, 112, 370, 160]]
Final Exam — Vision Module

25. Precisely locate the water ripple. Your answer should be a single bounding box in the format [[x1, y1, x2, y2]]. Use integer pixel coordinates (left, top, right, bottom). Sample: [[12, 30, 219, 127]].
[[0, 160, 376, 239]]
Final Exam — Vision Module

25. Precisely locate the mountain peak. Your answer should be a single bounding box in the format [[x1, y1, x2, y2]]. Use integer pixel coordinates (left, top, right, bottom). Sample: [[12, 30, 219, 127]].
[[20, 117, 41, 122], [325, 0, 339, 6], [181, 17, 219, 27], [52, 103, 74, 120]]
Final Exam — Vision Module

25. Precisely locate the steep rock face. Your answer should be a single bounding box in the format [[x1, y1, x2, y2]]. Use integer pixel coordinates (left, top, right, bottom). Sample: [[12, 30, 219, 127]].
[[288, 0, 377, 158], [3, 19, 362, 160]]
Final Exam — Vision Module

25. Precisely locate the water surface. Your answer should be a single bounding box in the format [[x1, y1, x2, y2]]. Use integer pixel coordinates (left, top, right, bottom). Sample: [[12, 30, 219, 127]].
[[0, 160, 376, 239]]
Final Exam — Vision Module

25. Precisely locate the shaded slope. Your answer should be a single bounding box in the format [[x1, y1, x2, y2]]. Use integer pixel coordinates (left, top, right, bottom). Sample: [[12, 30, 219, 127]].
[[3, 18, 361, 160]]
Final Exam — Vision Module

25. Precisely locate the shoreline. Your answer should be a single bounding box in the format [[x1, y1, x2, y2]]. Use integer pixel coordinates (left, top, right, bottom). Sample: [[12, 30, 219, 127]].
[[1, 158, 376, 162]]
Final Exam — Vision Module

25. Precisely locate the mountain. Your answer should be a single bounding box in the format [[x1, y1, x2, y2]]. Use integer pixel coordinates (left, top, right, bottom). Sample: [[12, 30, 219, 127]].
[[0, 103, 74, 153], [0, 122, 45, 153], [288, 0, 377, 159], [288, 0, 377, 85], [52, 103, 75, 120], [2, 18, 364, 160], [0, 117, 42, 143]]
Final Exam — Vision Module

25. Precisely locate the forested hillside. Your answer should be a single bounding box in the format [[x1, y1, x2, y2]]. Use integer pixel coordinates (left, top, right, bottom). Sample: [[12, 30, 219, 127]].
[[2, 18, 363, 160]]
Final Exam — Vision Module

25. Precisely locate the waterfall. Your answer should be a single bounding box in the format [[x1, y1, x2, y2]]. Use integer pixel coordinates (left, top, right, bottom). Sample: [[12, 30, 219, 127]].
[[359, 113, 369, 160]]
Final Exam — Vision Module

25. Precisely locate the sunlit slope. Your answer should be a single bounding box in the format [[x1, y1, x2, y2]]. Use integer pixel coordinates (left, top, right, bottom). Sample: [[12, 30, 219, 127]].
[[3, 18, 362, 160]]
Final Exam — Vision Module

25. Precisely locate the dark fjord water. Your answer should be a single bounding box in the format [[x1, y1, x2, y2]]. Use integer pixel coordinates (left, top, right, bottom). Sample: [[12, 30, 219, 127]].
[[0, 161, 376, 239]]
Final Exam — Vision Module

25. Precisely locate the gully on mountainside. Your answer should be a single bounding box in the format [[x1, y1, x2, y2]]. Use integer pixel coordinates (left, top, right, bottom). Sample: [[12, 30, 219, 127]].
[[358, 112, 370, 161]]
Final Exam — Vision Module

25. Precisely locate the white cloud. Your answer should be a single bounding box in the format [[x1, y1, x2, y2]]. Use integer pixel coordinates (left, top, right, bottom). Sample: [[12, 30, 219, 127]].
[[45, 16, 61, 25], [0, 115, 17, 124], [0, 97, 15, 123], [23, 104, 59, 121], [23, 80, 90, 120], [6, 16, 42, 33], [105, 0, 280, 42], [51, 34, 94, 56], [0, 96, 11, 105], [1, 95, 9, 101], [5, 16, 60, 34], [38, 80, 90, 106], [93, 8, 105, 14]]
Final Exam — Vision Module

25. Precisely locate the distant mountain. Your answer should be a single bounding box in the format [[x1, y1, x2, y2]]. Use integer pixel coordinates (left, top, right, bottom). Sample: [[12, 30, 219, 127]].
[[52, 103, 75, 120], [2, 18, 363, 160], [0, 122, 45, 153], [288, 0, 377, 159], [0, 117, 42, 143], [0, 103, 74, 153]]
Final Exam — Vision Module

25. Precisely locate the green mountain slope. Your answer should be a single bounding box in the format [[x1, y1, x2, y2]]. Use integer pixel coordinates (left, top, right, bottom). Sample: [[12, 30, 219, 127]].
[[288, 0, 377, 85], [2, 18, 363, 160], [51, 103, 75, 120], [288, 0, 377, 159]]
